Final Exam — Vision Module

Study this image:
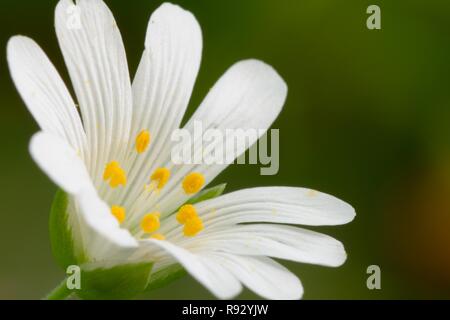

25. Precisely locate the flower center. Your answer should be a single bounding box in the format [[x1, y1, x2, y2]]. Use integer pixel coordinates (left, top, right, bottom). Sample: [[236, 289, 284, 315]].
[[103, 130, 206, 240]]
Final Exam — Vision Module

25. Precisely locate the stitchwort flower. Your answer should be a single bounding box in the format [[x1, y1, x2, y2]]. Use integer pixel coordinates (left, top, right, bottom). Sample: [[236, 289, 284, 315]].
[[7, 0, 355, 299]]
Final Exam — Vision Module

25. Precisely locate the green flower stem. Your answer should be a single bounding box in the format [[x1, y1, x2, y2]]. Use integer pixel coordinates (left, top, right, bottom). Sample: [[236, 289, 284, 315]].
[[44, 279, 72, 300]]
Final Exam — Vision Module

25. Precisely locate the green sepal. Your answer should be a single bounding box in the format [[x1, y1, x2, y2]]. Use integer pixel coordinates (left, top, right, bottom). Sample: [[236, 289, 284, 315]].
[[186, 183, 226, 205], [49, 189, 79, 269], [145, 264, 186, 292], [76, 261, 154, 300]]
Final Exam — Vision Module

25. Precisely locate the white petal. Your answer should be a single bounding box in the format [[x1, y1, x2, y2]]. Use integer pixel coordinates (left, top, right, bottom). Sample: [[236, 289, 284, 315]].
[[117, 3, 202, 207], [139, 60, 287, 218], [212, 254, 303, 300], [197, 187, 356, 227], [55, 0, 132, 181], [186, 59, 286, 133], [7, 36, 87, 157], [30, 132, 138, 260], [29, 132, 90, 194], [143, 240, 242, 299], [75, 189, 139, 261], [182, 224, 347, 267]]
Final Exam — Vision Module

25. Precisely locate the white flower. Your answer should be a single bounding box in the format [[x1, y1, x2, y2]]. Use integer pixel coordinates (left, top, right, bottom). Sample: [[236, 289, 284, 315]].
[[7, 0, 355, 299]]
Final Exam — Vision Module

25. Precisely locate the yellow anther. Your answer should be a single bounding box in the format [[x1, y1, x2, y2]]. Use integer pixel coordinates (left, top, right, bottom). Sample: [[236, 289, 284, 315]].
[[111, 205, 126, 224], [135, 130, 151, 154], [151, 167, 171, 189], [103, 161, 127, 188], [176, 204, 198, 224], [182, 172, 205, 194], [103, 161, 118, 180], [150, 233, 166, 240], [183, 216, 204, 237], [140, 212, 161, 233]]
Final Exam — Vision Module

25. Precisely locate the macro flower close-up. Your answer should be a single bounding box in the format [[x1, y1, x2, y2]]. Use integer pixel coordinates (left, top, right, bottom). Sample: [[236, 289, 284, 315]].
[[3, 0, 449, 309], [6, 0, 355, 300]]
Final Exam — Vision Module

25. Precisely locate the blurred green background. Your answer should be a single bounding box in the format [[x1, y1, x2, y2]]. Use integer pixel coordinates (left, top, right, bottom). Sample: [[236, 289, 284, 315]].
[[1, 0, 450, 299]]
